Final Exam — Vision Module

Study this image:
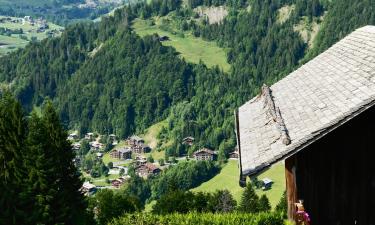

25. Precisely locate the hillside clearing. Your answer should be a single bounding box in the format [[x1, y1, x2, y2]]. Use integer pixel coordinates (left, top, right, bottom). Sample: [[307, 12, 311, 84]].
[[132, 18, 230, 72], [277, 4, 295, 24], [294, 15, 324, 48], [192, 160, 285, 208]]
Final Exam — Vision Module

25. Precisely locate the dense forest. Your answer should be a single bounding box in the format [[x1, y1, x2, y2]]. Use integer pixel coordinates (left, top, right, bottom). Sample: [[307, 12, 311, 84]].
[[0, 93, 89, 224], [1, 0, 375, 159]]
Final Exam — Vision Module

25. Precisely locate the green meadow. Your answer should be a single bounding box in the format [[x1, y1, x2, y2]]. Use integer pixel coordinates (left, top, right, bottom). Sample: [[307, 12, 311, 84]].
[[192, 160, 285, 208], [132, 18, 231, 72]]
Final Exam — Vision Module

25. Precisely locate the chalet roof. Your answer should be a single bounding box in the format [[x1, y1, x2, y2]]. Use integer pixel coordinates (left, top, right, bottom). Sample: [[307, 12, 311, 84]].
[[129, 135, 143, 142], [183, 136, 195, 141], [193, 148, 216, 156], [82, 182, 96, 190], [117, 147, 132, 153], [237, 26, 375, 177]]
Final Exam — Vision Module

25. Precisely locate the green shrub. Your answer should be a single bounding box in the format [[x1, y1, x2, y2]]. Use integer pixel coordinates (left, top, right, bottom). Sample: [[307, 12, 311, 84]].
[[109, 212, 284, 225]]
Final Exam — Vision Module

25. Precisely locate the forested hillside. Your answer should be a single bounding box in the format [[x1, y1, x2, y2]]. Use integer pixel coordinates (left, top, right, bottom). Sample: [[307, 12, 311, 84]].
[[1, 0, 374, 159]]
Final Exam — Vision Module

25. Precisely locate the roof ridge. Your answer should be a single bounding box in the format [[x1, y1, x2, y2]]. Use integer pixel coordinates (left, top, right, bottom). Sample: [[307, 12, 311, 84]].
[[261, 84, 291, 145]]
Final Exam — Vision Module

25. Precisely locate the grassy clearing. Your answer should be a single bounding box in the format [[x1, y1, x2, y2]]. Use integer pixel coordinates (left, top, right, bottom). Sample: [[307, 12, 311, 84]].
[[192, 160, 285, 208], [141, 120, 169, 161], [132, 18, 230, 72], [293, 15, 324, 48], [82, 172, 120, 186], [277, 4, 295, 24], [192, 160, 243, 202], [141, 120, 168, 149]]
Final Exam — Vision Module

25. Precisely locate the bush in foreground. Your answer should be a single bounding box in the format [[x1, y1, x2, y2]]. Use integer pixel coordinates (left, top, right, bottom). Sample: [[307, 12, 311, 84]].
[[108, 212, 284, 225]]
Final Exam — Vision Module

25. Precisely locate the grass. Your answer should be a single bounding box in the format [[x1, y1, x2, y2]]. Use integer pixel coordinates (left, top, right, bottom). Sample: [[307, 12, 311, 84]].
[[192, 160, 285, 208], [192, 160, 243, 203], [254, 162, 285, 208], [144, 200, 156, 212], [132, 18, 230, 72], [141, 120, 169, 161], [82, 172, 120, 186], [141, 120, 168, 149]]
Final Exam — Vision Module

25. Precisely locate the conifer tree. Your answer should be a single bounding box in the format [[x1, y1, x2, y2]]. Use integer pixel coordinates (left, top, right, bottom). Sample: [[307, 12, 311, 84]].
[[0, 92, 28, 224], [275, 191, 287, 214], [258, 194, 271, 212], [25, 112, 54, 224], [41, 101, 86, 224], [238, 182, 259, 213]]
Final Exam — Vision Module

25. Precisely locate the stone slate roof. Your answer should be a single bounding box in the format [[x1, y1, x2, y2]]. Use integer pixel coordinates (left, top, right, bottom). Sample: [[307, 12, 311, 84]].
[[193, 148, 216, 156], [237, 26, 375, 177]]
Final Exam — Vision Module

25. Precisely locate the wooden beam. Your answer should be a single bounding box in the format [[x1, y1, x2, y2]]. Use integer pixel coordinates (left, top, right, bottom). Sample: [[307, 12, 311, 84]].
[[285, 155, 298, 221]]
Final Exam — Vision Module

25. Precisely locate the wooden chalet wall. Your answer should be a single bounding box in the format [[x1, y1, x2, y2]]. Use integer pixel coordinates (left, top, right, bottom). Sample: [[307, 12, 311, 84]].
[[292, 105, 375, 224]]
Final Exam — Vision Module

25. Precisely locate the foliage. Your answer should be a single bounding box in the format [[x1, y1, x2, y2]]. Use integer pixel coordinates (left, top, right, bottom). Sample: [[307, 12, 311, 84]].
[[258, 195, 271, 212], [238, 183, 260, 213], [209, 189, 237, 213], [309, 0, 375, 59], [88, 189, 141, 225], [275, 191, 287, 215], [152, 189, 236, 214], [109, 212, 285, 225], [0, 94, 87, 224]]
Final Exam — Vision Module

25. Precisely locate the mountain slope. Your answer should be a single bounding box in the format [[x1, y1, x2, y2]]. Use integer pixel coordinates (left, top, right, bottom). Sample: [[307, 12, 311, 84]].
[[1, 0, 374, 159]]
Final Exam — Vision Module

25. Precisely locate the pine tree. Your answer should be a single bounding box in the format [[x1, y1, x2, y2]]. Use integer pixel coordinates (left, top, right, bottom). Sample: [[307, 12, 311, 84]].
[[25, 112, 55, 224], [0, 92, 28, 224], [258, 194, 271, 212], [41, 101, 86, 224], [275, 191, 287, 214], [212, 190, 237, 213], [238, 182, 259, 213]]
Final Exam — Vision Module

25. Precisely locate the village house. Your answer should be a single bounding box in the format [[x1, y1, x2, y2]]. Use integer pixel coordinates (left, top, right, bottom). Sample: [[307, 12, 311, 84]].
[[80, 182, 96, 196], [135, 155, 147, 166], [109, 134, 116, 142], [193, 148, 217, 161], [135, 163, 161, 177], [110, 148, 132, 160], [71, 142, 81, 151], [236, 26, 375, 224], [85, 132, 94, 140], [229, 150, 239, 159], [89, 141, 103, 151], [67, 132, 79, 141], [131, 143, 151, 154], [126, 135, 144, 146], [111, 177, 127, 188], [182, 136, 195, 146]]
